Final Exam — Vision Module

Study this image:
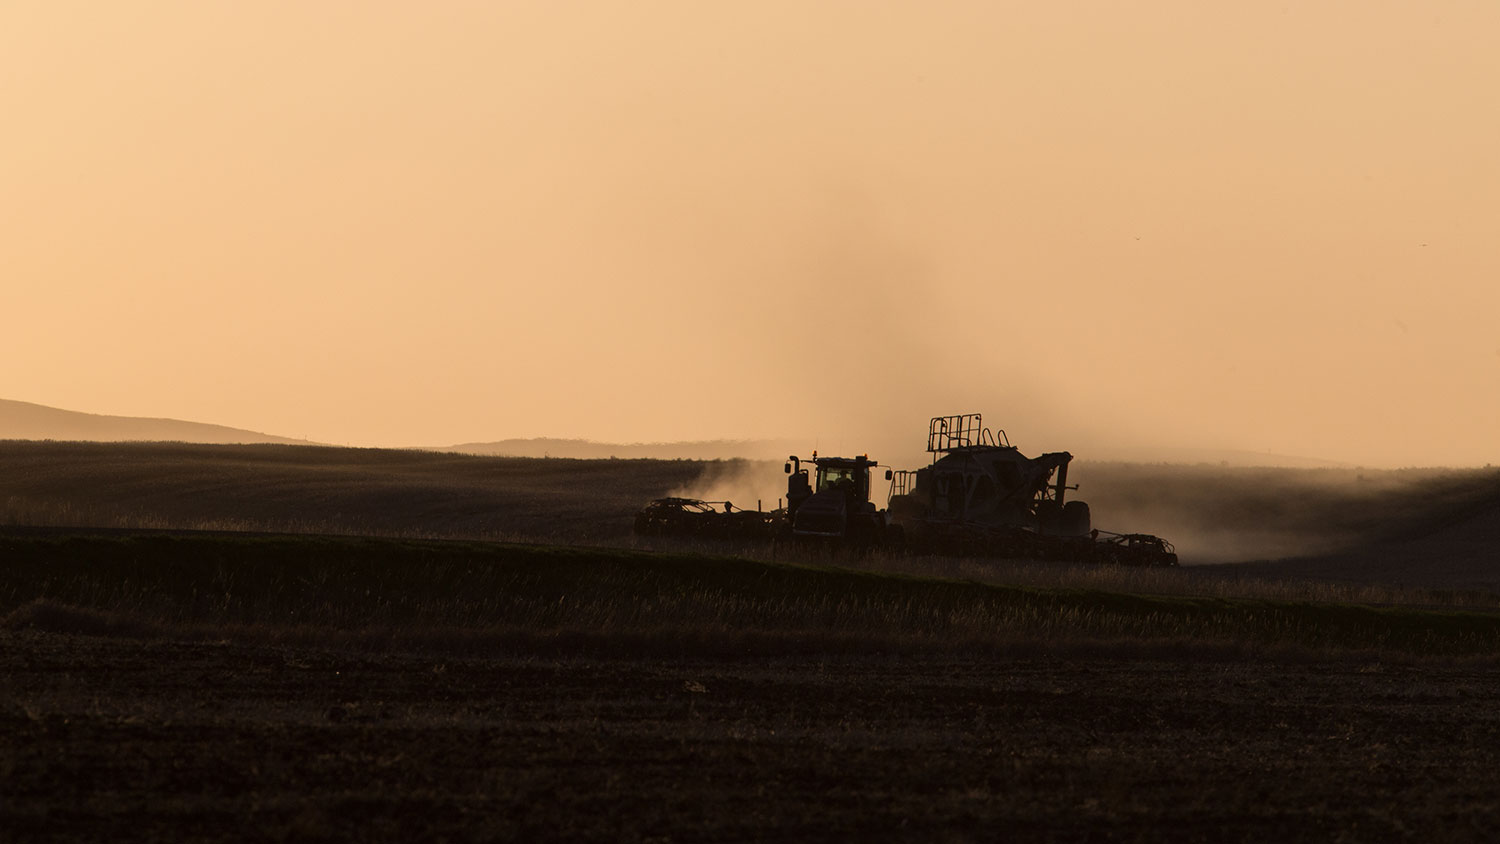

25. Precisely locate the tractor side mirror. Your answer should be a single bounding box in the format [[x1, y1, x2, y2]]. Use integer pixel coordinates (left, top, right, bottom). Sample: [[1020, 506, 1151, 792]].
[[784, 462, 792, 474], [884, 469, 893, 480]]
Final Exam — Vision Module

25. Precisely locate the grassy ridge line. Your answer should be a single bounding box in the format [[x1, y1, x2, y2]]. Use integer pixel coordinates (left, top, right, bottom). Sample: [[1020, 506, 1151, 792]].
[[2, 532, 1499, 657]]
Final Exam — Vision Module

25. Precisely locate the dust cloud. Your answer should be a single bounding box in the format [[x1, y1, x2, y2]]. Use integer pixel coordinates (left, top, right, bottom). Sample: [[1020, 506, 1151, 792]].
[[1071, 463, 1500, 565], [669, 460, 792, 514]]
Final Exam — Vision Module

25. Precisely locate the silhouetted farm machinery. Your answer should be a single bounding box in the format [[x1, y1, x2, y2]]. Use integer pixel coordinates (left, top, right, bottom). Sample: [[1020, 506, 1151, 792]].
[[633, 497, 780, 541], [634, 413, 1177, 566]]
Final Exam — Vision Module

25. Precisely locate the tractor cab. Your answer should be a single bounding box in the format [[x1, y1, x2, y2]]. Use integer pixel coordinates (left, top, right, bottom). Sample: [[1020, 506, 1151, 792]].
[[814, 458, 871, 503], [784, 452, 891, 541]]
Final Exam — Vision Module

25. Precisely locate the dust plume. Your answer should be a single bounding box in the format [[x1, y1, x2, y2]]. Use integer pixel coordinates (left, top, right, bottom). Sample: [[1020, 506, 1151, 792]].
[[669, 460, 791, 514], [1071, 463, 1500, 564]]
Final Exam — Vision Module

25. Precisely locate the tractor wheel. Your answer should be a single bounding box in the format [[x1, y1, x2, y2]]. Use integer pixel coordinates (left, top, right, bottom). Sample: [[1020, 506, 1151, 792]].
[[1061, 501, 1091, 537]]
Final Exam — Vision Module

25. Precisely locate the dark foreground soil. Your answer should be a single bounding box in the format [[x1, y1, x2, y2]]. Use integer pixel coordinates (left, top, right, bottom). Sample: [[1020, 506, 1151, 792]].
[[5, 632, 1500, 843]]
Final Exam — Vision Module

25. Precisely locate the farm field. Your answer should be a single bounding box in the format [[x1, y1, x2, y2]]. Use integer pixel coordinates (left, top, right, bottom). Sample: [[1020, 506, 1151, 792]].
[[0, 440, 702, 542], [13, 1, 1500, 840], [4, 440, 1500, 581], [8, 631, 1500, 844], [4, 441, 1500, 840]]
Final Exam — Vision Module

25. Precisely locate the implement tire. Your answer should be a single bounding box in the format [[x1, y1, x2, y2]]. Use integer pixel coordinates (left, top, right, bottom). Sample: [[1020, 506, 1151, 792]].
[[1061, 501, 1091, 537]]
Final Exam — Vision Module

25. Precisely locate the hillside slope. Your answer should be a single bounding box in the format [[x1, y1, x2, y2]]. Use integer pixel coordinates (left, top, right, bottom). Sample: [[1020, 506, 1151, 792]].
[[0, 399, 307, 445], [1, 439, 1496, 589], [0, 440, 701, 541], [440, 437, 799, 461]]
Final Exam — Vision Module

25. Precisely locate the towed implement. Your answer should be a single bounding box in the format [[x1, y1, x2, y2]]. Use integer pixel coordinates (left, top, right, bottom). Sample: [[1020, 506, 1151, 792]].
[[1092, 531, 1179, 567], [633, 497, 781, 541], [633, 413, 1177, 566]]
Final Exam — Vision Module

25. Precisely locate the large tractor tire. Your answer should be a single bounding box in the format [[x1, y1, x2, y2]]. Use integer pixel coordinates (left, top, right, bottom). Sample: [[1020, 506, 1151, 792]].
[[1060, 500, 1092, 537]]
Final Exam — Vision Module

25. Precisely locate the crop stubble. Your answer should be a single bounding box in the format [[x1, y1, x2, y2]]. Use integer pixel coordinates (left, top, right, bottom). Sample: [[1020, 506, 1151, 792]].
[[5, 631, 1500, 843]]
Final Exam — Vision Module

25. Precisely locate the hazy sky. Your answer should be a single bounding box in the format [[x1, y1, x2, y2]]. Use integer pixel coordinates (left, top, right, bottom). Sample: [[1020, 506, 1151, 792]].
[[4, 1, 1497, 467]]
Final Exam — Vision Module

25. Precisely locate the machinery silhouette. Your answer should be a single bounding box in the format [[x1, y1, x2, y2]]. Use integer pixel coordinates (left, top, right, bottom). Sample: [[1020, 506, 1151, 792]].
[[635, 413, 1177, 566]]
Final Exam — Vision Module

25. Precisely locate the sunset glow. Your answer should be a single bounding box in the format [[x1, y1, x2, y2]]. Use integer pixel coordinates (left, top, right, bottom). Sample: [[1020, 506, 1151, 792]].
[[4, 1, 1496, 466]]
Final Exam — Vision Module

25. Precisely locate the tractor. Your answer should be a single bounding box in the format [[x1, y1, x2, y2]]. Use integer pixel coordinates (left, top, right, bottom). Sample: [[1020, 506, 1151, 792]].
[[782, 452, 898, 550]]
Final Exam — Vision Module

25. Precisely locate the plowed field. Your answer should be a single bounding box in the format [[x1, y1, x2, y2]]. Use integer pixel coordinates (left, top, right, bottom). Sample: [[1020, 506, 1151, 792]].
[[6, 632, 1500, 843]]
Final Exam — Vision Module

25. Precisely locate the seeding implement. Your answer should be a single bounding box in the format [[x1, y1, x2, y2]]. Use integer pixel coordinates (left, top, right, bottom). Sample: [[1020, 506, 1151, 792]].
[[633, 498, 780, 541], [886, 414, 1175, 565]]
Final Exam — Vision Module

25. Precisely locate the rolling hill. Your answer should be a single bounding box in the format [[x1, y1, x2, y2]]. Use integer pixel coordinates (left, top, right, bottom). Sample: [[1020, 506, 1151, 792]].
[[438, 436, 800, 461], [0, 399, 310, 445], [1, 438, 1498, 590]]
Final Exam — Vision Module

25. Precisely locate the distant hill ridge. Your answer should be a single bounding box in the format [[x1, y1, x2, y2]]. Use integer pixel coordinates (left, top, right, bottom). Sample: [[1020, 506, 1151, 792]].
[[439, 437, 800, 461], [0, 399, 310, 445], [3, 398, 1359, 467], [439, 438, 1353, 468]]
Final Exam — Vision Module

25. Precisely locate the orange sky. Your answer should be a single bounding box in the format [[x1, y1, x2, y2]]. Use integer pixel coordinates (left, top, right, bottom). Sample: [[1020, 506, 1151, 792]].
[[3, 1, 1497, 467]]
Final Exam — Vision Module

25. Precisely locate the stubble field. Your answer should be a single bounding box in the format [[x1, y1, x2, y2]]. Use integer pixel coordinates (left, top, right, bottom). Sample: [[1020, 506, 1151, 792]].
[[9, 631, 1500, 843]]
